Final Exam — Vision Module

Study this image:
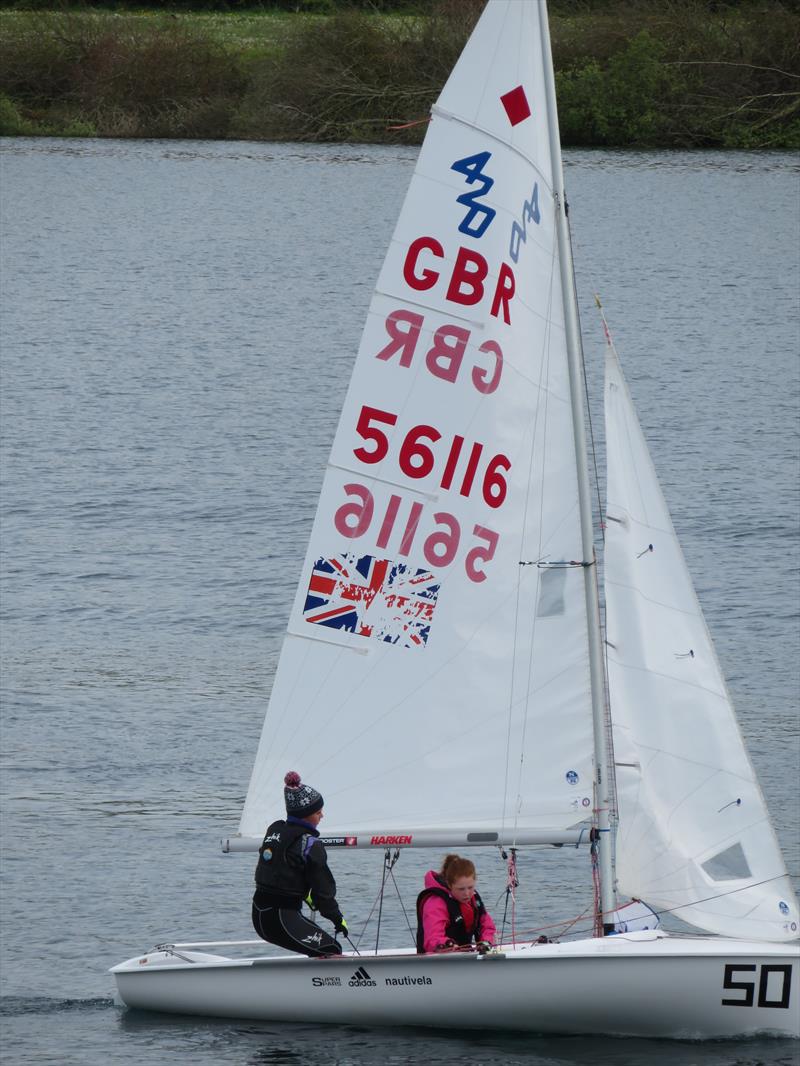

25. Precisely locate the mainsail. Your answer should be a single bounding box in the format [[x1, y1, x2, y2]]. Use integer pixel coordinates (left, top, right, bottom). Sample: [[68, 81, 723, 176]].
[[604, 330, 799, 942], [239, 0, 598, 845]]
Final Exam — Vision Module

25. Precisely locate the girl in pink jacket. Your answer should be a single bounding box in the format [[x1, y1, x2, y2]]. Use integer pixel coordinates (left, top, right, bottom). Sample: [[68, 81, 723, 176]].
[[416, 854, 497, 953]]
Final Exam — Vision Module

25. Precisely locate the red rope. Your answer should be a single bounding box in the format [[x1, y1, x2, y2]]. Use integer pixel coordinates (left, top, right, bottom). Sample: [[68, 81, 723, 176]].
[[386, 117, 431, 131], [505, 849, 519, 946], [591, 837, 604, 937]]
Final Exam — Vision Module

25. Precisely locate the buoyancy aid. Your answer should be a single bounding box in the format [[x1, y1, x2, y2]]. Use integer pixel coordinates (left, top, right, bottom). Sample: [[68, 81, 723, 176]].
[[415, 883, 489, 953], [254, 819, 314, 899]]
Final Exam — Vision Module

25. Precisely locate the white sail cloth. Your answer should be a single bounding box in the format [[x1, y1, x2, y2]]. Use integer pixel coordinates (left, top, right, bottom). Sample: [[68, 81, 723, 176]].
[[604, 339, 799, 942], [240, 0, 596, 843]]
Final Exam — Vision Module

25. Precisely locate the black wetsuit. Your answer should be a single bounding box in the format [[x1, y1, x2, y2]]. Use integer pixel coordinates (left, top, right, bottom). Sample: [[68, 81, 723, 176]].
[[252, 816, 343, 957]]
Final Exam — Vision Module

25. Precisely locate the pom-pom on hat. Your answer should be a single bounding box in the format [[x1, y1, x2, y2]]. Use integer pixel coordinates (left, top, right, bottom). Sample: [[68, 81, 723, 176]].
[[284, 770, 324, 818]]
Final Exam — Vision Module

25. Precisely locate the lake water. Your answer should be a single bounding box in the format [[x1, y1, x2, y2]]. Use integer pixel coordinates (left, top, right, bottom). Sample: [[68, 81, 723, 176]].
[[0, 138, 798, 1065]]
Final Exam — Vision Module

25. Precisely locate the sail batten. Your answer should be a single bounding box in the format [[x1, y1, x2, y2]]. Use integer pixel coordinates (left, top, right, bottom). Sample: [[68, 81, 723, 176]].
[[429, 105, 558, 189]]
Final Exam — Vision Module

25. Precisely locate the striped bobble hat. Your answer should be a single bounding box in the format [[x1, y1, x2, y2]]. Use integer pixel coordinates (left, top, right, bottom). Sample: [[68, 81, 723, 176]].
[[283, 770, 324, 818]]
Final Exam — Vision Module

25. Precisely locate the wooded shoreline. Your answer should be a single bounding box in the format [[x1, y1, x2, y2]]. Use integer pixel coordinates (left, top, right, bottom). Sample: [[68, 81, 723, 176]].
[[1, 2, 798, 147]]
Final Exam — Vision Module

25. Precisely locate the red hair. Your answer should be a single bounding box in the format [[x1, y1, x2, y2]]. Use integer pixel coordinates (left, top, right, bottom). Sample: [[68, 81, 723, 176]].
[[440, 853, 476, 886]]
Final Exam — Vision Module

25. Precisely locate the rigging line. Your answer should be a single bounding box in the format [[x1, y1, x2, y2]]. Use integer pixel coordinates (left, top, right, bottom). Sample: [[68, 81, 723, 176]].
[[386, 117, 429, 131], [497, 905, 596, 942], [500, 904, 596, 945], [628, 874, 794, 922], [568, 872, 797, 941], [508, 847, 519, 946], [496, 849, 521, 947], [499, 880, 511, 945], [593, 553, 619, 834], [501, 231, 559, 842], [503, 895, 662, 945], [499, 252, 558, 836], [386, 853, 417, 946], [538, 905, 594, 942], [344, 934, 362, 956], [581, 294, 618, 852], [512, 242, 560, 845], [353, 866, 393, 951], [374, 849, 392, 956], [594, 299, 619, 835], [591, 828, 604, 936], [566, 210, 620, 537], [564, 220, 603, 541], [497, 848, 510, 944]]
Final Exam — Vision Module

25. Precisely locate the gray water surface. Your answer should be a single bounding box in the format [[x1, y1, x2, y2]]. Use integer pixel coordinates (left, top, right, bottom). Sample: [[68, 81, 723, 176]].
[[1, 139, 798, 1065]]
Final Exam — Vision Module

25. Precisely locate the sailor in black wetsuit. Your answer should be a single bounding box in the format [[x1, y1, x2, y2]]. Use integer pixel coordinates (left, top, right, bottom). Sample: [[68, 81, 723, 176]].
[[252, 770, 347, 957]]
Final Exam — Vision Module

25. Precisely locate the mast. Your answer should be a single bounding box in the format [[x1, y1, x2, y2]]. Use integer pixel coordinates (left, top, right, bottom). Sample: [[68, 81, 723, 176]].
[[538, 0, 616, 932]]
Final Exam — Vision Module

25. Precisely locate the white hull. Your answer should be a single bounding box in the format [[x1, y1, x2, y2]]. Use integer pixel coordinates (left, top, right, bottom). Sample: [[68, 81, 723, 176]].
[[112, 931, 800, 1038]]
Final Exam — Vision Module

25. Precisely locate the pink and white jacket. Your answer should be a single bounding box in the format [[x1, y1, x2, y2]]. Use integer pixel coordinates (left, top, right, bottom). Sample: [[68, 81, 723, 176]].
[[418, 869, 497, 954]]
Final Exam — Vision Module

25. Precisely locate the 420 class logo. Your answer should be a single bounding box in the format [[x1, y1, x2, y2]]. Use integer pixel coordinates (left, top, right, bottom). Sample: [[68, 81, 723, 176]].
[[451, 150, 541, 265]]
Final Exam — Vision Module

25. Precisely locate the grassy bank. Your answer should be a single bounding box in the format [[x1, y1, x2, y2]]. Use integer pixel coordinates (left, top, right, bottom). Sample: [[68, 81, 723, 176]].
[[1, 2, 798, 147]]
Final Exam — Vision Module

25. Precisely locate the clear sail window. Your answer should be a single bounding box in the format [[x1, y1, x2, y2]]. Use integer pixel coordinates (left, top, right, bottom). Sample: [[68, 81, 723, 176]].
[[701, 842, 752, 881], [537, 566, 566, 617]]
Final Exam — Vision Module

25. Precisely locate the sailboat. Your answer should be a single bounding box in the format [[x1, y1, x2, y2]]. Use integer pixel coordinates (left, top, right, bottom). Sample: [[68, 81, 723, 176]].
[[111, 0, 799, 1037]]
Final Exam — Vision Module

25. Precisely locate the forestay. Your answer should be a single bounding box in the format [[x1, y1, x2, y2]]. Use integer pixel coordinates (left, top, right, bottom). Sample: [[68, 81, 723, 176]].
[[604, 334, 799, 942], [238, 0, 597, 846]]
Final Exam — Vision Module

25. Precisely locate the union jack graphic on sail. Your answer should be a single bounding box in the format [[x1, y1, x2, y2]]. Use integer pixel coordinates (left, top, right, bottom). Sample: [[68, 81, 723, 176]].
[[303, 553, 439, 648]]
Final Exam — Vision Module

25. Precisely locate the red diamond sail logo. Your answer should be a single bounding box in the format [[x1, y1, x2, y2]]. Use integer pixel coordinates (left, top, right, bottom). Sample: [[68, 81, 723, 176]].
[[500, 85, 531, 126]]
